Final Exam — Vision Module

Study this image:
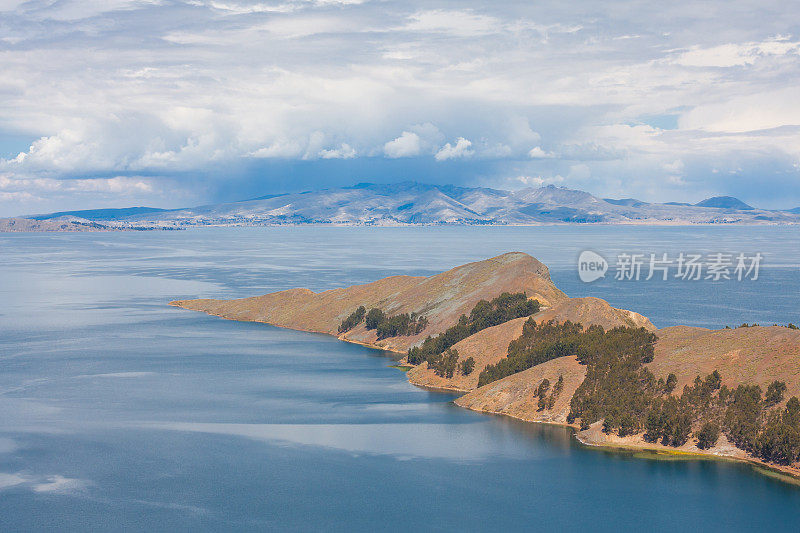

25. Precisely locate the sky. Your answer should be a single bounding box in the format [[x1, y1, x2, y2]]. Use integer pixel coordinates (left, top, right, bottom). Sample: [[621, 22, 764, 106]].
[[0, 0, 799, 216]]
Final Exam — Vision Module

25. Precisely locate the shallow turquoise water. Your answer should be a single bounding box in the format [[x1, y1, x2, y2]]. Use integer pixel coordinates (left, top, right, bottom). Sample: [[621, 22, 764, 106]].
[[1, 226, 799, 531]]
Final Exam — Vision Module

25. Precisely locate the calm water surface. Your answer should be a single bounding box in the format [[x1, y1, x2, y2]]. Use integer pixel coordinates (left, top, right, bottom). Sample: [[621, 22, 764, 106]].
[[1, 226, 800, 531]]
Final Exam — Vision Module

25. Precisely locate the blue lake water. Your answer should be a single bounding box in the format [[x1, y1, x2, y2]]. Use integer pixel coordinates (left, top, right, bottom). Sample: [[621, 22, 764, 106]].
[[1, 226, 800, 531]]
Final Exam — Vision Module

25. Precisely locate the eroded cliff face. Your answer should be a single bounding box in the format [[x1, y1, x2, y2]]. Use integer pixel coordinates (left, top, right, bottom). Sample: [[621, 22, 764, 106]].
[[171, 252, 567, 353]]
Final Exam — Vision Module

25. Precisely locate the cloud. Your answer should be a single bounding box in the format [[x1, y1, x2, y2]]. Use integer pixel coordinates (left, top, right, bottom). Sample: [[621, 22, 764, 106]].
[[0, 174, 156, 195], [1, 0, 800, 212], [514, 175, 564, 187], [249, 139, 304, 158], [402, 10, 500, 37], [14, 0, 161, 22], [196, 0, 368, 15], [318, 143, 356, 159], [528, 146, 555, 159], [0, 438, 16, 454], [0, 0, 27, 12], [382, 123, 444, 158], [384, 131, 421, 158], [0, 172, 173, 216], [435, 137, 473, 161], [679, 87, 800, 132], [506, 117, 541, 148], [671, 37, 800, 67]]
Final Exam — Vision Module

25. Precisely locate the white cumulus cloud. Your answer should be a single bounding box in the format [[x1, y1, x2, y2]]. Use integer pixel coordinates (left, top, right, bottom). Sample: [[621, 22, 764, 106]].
[[384, 131, 421, 158], [435, 137, 473, 161], [528, 147, 555, 159], [318, 143, 357, 159]]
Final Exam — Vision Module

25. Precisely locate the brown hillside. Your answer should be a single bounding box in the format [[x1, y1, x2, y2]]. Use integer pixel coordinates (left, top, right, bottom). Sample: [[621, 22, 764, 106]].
[[534, 296, 655, 331], [406, 316, 529, 391], [454, 356, 587, 424], [407, 296, 655, 391], [648, 325, 800, 399], [171, 252, 567, 353]]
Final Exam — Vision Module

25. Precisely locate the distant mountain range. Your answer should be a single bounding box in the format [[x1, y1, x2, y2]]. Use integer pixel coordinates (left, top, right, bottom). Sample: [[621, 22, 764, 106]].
[[4, 182, 800, 231]]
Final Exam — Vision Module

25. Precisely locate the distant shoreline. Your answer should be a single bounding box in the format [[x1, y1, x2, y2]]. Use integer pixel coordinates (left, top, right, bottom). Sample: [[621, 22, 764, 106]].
[[5, 183, 800, 229], [4, 220, 799, 233]]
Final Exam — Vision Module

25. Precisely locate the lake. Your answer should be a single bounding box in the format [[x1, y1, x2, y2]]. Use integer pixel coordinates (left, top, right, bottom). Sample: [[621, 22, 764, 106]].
[[1, 226, 800, 531]]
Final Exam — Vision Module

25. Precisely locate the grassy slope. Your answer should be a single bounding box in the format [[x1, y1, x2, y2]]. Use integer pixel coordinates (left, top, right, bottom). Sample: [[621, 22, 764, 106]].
[[170, 252, 568, 353]]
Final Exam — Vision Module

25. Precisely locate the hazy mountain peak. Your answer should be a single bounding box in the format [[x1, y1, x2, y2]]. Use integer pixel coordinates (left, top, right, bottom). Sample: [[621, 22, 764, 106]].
[[603, 198, 649, 207], [514, 185, 600, 205], [695, 196, 754, 210]]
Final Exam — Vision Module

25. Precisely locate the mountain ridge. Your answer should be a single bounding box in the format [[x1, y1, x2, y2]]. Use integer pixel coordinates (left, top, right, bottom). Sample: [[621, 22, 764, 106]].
[[7, 182, 800, 230]]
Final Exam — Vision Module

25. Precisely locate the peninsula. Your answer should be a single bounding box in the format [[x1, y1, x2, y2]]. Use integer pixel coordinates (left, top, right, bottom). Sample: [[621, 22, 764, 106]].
[[170, 252, 800, 478]]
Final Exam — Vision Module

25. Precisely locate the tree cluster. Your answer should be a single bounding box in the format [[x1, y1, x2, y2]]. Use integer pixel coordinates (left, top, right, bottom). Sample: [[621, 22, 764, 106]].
[[643, 372, 723, 446], [469, 314, 800, 467], [477, 320, 656, 388], [530, 374, 565, 411], [460, 357, 475, 376], [407, 292, 540, 366], [428, 348, 460, 378], [569, 350, 800, 466], [338, 306, 366, 333], [364, 308, 428, 340]]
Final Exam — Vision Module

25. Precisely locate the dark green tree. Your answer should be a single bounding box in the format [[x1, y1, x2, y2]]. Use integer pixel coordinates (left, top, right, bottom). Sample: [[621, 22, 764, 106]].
[[537, 378, 551, 411], [408, 292, 540, 365], [765, 380, 787, 407], [695, 422, 720, 449], [429, 348, 460, 378], [338, 306, 366, 333], [365, 308, 386, 330], [724, 385, 763, 452], [665, 373, 678, 393]]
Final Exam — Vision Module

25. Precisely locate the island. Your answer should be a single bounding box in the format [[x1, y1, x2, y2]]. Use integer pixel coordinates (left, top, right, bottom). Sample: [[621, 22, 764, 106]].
[[170, 252, 800, 479]]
